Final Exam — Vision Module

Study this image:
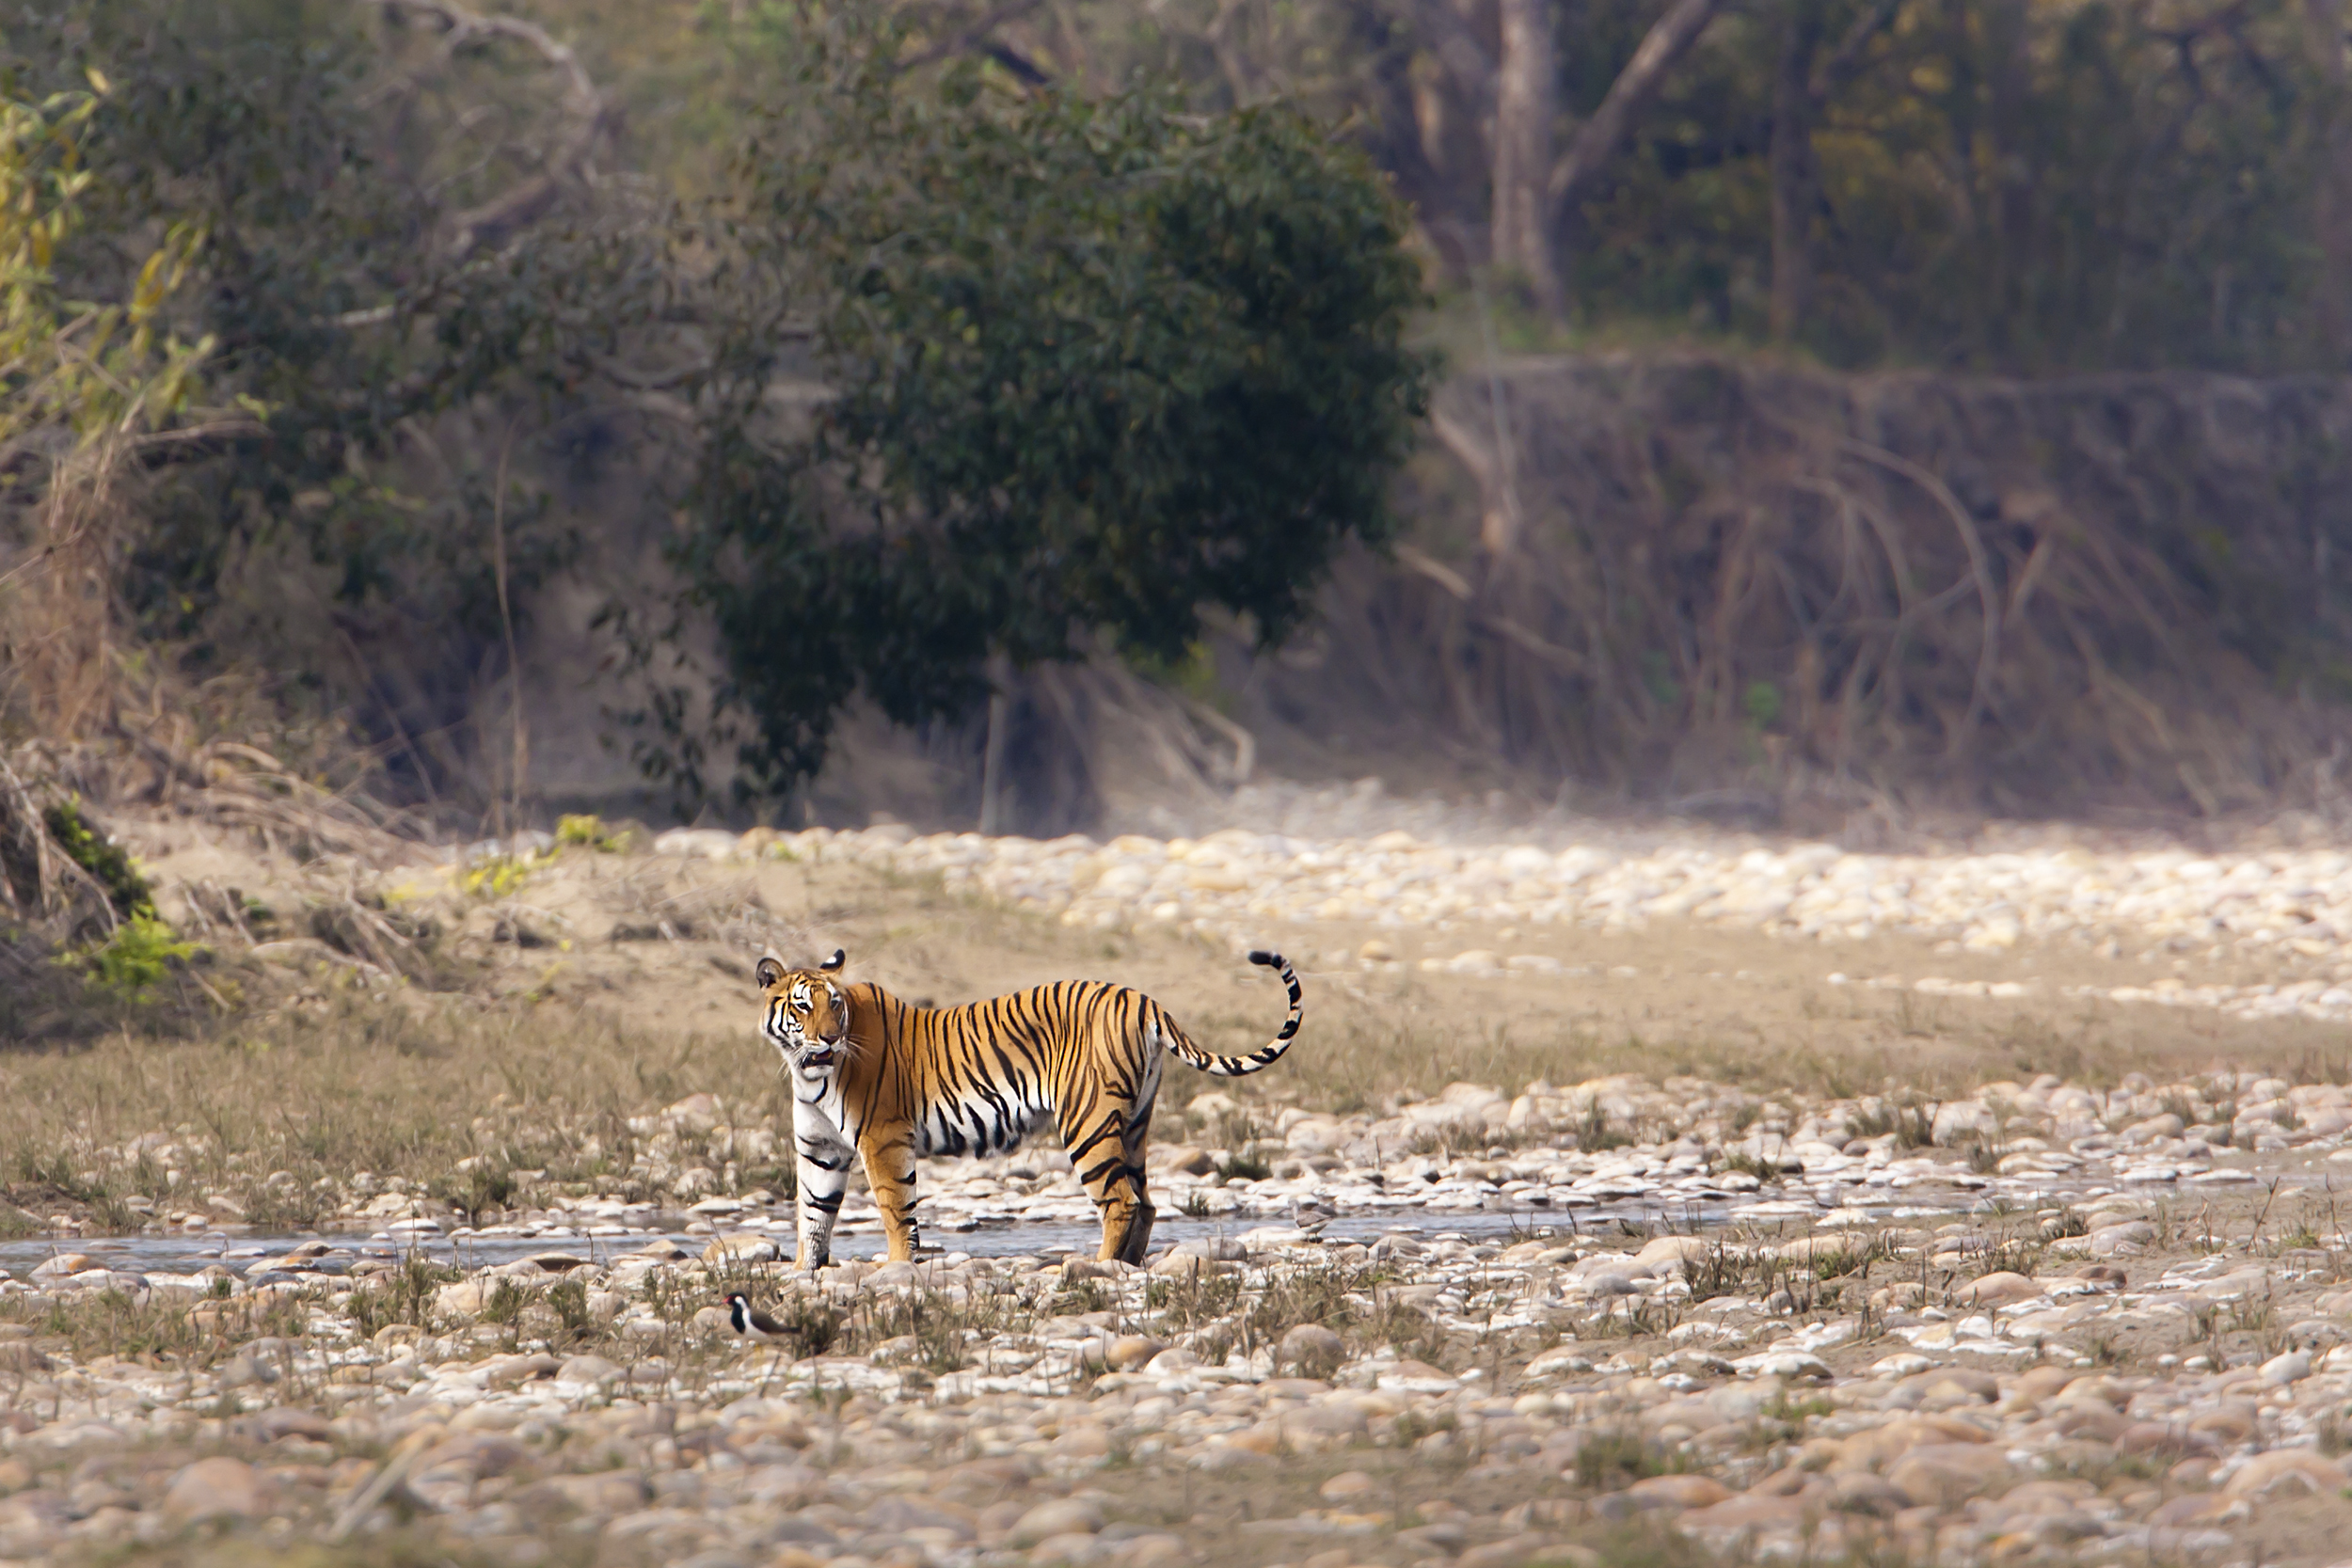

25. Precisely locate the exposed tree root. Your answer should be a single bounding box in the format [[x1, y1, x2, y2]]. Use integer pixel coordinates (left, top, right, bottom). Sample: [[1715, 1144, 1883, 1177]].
[[1234, 355, 2352, 828]]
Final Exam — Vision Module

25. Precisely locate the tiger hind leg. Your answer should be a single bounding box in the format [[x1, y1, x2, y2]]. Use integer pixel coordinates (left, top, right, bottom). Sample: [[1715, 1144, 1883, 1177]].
[[1066, 1105, 1155, 1263], [1089, 1172, 1153, 1264], [1066, 1040, 1166, 1264], [1114, 1196, 1156, 1266]]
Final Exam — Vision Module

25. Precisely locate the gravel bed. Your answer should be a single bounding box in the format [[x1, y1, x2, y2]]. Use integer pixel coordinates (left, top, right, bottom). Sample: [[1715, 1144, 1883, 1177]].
[[8, 1066, 2352, 1565]]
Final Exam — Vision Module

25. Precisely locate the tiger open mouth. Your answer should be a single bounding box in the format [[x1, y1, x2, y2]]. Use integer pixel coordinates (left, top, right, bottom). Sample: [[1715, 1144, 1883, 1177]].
[[803, 1047, 840, 1069]]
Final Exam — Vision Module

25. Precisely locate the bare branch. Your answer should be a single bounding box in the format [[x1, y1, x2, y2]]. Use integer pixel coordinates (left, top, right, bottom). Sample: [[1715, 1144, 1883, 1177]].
[[133, 417, 268, 451], [896, 0, 1052, 75], [1176, 691, 1254, 784], [598, 333, 816, 394], [984, 42, 1053, 86], [1808, 0, 1903, 105], [1430, 404, 1523, 554], [1405, 0, 1499, 128], [1548, 0, 1731, 213], [1429, 406, 1497, 492], [601, 361, 710, 393], [363, 0, 598, 117], [358, 0, 619, 257], [1206, 0, 1263, 103], [1393, 545, 1586, 671], [1394, 542, 1474, 599]]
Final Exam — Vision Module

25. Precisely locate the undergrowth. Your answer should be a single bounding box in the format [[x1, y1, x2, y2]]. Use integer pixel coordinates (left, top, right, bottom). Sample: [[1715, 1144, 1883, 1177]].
[[44, 799, 157, 922]]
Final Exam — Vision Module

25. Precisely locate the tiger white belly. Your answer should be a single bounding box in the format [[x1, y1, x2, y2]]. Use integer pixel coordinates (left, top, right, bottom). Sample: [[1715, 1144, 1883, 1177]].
[[912, 1091, 1053, 1157]]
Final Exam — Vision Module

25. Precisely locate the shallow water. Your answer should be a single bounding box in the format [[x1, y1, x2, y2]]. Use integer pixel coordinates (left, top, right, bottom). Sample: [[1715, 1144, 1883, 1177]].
[[1, 1147, 2244, 1285], [0, 1204, 1740, 1283]]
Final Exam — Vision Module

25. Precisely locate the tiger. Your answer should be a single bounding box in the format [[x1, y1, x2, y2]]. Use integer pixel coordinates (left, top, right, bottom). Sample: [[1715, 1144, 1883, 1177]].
[[753, 945, 1304, 1268]]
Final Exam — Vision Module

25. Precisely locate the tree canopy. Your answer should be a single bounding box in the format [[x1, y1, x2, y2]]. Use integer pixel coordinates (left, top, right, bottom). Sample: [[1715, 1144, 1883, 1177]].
[[660, 21, 1430, 799], [716, 0, 2345, 372]]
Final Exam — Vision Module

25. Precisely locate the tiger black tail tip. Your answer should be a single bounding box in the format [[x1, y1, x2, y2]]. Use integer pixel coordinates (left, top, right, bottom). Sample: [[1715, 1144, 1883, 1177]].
[[1166, 947, 1304, 1077]]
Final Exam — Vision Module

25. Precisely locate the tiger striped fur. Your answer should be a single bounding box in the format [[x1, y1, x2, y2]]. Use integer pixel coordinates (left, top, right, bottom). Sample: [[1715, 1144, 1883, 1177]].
[[754, 945, 1305, 1267]]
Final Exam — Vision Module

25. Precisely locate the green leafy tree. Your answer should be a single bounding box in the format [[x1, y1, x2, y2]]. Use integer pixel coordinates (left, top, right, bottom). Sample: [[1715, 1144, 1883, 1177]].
[[0, 68, 230, 737], [0, 76, 214, 454], [2, 0, 641, 793], [653, 17, 1433, 801]]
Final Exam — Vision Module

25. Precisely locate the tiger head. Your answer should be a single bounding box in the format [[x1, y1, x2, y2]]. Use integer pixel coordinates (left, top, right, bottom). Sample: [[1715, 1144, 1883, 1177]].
[[755, 948, 852, 1083]]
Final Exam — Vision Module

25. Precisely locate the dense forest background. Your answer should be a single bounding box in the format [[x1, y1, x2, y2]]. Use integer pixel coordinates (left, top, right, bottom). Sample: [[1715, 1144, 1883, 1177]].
[[598, 0, 2352, 373], [3, 0, 2351, 837]]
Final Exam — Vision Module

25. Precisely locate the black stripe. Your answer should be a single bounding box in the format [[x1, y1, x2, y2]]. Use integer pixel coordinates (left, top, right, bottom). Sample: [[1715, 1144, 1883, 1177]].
[[1070, 1117, 1123, 1159]]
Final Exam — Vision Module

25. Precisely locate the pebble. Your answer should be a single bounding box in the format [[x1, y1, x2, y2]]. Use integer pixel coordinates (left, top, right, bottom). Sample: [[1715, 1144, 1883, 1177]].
[[160, 1457, 275, 1525], [2, 1111, 2350, 1568], [1014, 1498, 1106, 1544]]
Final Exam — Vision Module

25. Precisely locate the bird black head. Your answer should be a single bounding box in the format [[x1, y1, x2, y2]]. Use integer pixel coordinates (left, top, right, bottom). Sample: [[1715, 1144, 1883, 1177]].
[[726, 1292, 751, 1333]]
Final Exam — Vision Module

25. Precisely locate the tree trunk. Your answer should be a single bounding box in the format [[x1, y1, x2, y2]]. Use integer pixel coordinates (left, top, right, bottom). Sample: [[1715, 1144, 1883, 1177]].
[[1942, 0, 1980, 238], [1366, 0, 1486, 271], [1206, 0, 1262, 104], [1769, 0, 1822, 341], [978, 654, 1012, 833], [2311, 0, 2347, 84], [2308, 0, 2352, 360], [1390, 0, 1499, 270], [1984, 0, 2033, 319], [1492, 0, 1564, 317]]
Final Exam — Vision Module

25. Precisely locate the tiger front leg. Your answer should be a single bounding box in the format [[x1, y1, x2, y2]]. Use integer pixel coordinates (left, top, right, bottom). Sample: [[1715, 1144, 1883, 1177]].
[[793, 1100, 855, 1271], [860, 1131, 923, 1261]]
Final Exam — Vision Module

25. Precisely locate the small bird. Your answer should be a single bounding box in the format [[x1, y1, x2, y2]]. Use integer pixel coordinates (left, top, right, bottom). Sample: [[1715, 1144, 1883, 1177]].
[[1290, 1197, 1338, 1239], [724, 1291, 802, 1343]]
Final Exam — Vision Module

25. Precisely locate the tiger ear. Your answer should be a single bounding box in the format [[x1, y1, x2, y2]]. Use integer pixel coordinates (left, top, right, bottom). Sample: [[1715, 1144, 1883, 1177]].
[[818, 948, 847, 973], [755, 956, 786, 989]]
